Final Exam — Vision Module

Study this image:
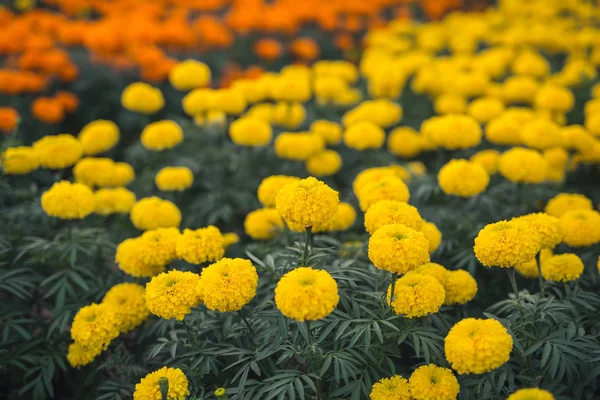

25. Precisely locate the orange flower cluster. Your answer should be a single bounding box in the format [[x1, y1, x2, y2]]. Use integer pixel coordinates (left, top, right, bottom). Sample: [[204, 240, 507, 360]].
[[31, 91, 79, 124], [0, 107, 19, 134]]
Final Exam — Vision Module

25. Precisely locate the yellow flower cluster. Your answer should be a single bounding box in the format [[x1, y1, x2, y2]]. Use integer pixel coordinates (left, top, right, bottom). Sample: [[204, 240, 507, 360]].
[[512, 213, 562, 249], [155, 167, 194, 191], [33, 134, 83, 169], [169, 59, 211, 91], [133, 367, 189, 400], [197, 258, 258, 312], [312, 202, 357, 233], [416, 263, 477, 306], [422, 114, 482, 150], [41, 181, 95, 219], [499, 148, 548, 184], [306, 150, 342, 177], [357, 176, 410, 212], [545, 193, 593, 218], [94, 187, 136, 215], [74, 158, 135, 188], [145, 270, 201, 320], [387, 127, 424, 159], [275, 177, 339, 229], [342, 99, 402, 128], [445, 318, 513, 374], [257, 175, 300, 207], [115, 227, 180, 277], [102, 283, 149, 332], [387, 272, 445, 318], [364, 200, 423, 235], [508, 388, 555, 400], [368, 224, 430, 274], [310, 120, 342, 145], [274, 132, 324, 160], [369, 375, 411, 400], [141, 120, 183, 151], [541, 253, 584, 282], [275, 267, 339, 321], [130, 197, 181, 231], [474, 220, 541, 267], [422, 220, 442, 253], [176, 226, 225, 264], [438, 159, 490, 197], [229, 116, 272, 147], [78, 120, 120, 155], [408, 364, 460, 400], [559, 209, 600, 247], [244, 208, 284, 240], [70, 303, 119, 353], [1, 146, 39, 175], [343, 121, 385, 150], [121, 82, 164, 114], [470, 149, 500, 174]]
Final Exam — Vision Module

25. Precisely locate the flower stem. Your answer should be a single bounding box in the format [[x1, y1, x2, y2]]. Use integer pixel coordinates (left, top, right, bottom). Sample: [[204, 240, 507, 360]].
[[301, 227, 312, 266], [239, 309, 256, 337], [389, 273, 398, 306], [536, 254, 545, 296], [507, 268, 523, 312]]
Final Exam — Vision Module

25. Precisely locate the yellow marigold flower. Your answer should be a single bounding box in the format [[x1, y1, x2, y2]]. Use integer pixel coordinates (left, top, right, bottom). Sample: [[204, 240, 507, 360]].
[[585, 113, 600, 136], [470, 149, 500, 174], [134, 367, 189, 400], [145, 270, 201, 320], [274, 132, 324, 161], [423, 114, 482, 150], [357, 176, 410, 212], [421, 220, 442, 253], [344, 121, 385, 150], [33, 134, 83, 169], [197, 258, 258, 312], [416, 262, 448, 285], [130, 197, 181, 231], [485, 116, 522, 146], [121, 82, 164, 114], [502, 75, 539, 104], [342, 99, 402, 128], [387, 126, 423, 159], [445, 270, 478, 305], [182, 88, 214, 116], [306, 150, 342, 177], [559, 209, 600, 247], [212, 88, 247, 115], [229, 116, 272, 147], [176, 226, 225, 264], [169, 59, 211, 91], [353, 166, 410, 196], [215, 388, 226, 398], [468, 97, 505, 123], [508, 388, 555, 400], [512, 50, 549, 78], [312, 202, 356, 233], [543, 147, 569, 169], [244, 208, 284, 240], [71, 303, 119, 350], [409, 364, 460, 400], [78, 120, 120, 156], [512, 213, 562, 249], [1, 146, 38, 175], [535, 84, 574, 113], [364, 200, 423, 235], [73, 158, 116, 188], [369, 375, 411, 400], [94, 187, 136, 215], [112, 162, 135, 187], [257, 175, 301, 208], [544, 193, 593, 218], [438, 159, 490, 198], [541, 253, 584, 282], [521, 119, 564, 150], [408, 161, 427, 177], [434, 93, 467, 115], [155, 167, 194, 191], [115, 229, 179, 278], [67, 342, 103, 368], [141, 120, 183, 151], [515, 258, 539, 279], [310, 120, 342, 145], [222, 233, 239, 247], [272, 102, 306, 129], [274, 267, 339, 321], [368, 224, 430, 274], [102, 283, 149, 332], [474, 220, 541, 267], [499, 147, 548, 184], [445, 318, 513, 374], [388, 272, 444, 318], [41, 181, 95, 220], [275, 177, 339, 229]]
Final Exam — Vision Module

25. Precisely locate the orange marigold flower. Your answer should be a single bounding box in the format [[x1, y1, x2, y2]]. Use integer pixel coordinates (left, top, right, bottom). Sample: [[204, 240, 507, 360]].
[[55, 91, 79, 113], [0, 107, 19, 134], [290, 38, 320, 60], [31, 97, 65, 124], [254, 38, 283, 61]]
